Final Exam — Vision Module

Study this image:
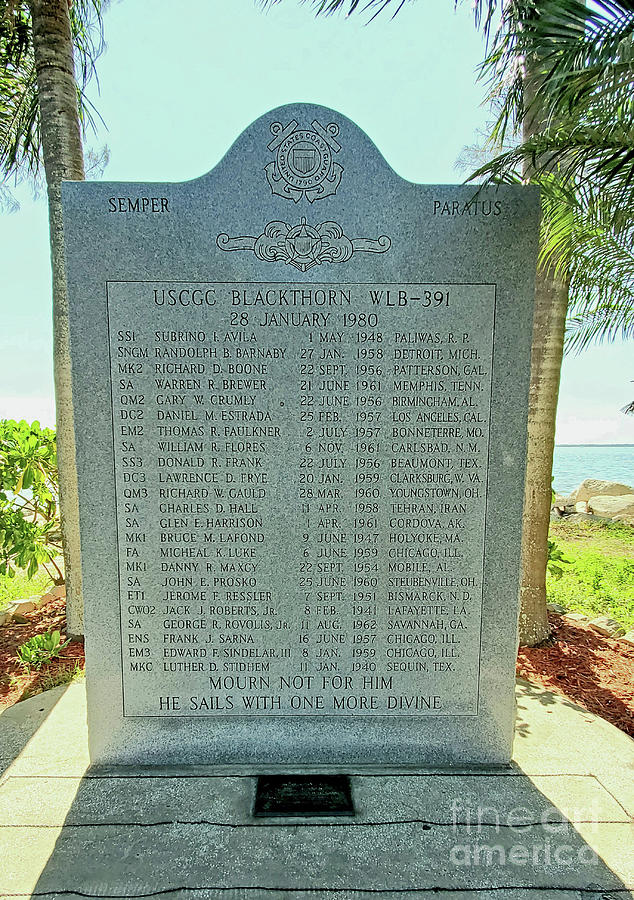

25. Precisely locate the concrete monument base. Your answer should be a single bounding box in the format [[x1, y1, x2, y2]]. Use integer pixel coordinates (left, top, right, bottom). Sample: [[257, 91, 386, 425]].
[[0, 678, 632, 898]]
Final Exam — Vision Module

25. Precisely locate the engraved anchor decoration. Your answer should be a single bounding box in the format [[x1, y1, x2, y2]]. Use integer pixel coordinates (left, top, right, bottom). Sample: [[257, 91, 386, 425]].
[[217, 116, 392, 270], [265, 120, 343, 203], [217, 218, 391, 274]]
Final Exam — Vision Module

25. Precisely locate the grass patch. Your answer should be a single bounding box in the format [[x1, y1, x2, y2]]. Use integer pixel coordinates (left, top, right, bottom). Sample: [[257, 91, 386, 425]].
[[548, 520, 634, 630], [550, 518, 634, 556], [37, 662, 84, 693], [17, 662, 84, 703], [0, 569, 53, 609]]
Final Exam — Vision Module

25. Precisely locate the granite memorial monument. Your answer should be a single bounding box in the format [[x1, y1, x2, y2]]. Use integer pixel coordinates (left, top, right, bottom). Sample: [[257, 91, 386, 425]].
[[62, 103, 539, 767]]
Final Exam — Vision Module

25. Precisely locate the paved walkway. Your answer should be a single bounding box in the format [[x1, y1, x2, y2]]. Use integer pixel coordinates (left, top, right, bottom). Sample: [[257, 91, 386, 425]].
[[0, 678, 632, 899]]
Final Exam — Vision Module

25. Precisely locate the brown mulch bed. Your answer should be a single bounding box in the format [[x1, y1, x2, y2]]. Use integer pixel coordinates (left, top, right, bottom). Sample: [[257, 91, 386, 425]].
[[517, 613, 634, 737], [0, 597, 84, 711]]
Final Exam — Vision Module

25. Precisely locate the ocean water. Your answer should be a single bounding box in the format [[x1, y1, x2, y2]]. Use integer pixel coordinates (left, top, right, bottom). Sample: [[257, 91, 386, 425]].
[[552, 445, 634, 495]]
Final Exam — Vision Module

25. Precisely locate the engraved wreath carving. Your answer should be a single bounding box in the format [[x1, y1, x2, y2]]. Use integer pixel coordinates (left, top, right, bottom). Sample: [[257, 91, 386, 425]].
[[217, 218, 391, 273]]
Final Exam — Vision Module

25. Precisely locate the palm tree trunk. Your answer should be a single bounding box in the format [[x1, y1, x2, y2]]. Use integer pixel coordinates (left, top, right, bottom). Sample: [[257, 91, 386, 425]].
[[518, 57, 569, 646], [30, 0, 85, 636], [518, 263, 568, 645]]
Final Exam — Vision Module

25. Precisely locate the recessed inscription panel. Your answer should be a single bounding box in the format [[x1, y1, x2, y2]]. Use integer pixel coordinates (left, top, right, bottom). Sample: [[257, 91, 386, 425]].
[[108, 281, 494, 718]]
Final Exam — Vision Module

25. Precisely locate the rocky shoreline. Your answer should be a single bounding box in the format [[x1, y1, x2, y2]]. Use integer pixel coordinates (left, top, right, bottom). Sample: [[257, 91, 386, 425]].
[[552, 478, 634, 526]]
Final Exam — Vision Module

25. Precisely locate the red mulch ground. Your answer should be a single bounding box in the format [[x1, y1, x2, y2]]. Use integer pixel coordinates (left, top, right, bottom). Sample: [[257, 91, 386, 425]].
[[0, 597, 84, 711], [517, 612, 634, 737], [1, 603, 632, 737]]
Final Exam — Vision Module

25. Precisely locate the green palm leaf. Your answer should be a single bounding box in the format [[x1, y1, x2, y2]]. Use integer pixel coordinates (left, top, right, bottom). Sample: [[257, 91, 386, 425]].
[[0, 0, 106, 183]]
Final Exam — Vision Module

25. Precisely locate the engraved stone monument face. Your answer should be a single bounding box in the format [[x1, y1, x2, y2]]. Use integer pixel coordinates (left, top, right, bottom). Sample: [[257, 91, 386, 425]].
[[62, 103, 539, 766]]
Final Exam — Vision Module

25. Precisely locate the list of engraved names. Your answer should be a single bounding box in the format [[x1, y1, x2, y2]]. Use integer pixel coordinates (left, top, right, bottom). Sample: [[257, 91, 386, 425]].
[[107, 281, 495, 717]]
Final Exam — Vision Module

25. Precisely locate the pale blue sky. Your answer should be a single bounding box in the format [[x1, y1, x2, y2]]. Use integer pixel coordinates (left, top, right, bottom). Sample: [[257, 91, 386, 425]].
[[1, 0, 632, 443]]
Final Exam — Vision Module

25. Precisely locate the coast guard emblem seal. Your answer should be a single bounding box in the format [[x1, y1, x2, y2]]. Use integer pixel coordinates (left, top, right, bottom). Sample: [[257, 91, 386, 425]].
[[265, 120, 343, 203]]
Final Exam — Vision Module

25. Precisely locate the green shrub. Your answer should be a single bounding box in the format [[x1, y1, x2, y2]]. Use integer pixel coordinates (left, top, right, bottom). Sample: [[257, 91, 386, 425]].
[[547, 539, 568, 579], [0, 419, 63, 582], [17, 631, 70, 670], [0, 569, 53, 607]]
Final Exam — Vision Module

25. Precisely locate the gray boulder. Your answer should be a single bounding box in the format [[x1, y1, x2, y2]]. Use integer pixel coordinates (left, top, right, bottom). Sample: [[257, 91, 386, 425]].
[[572, 478, 633, 505], [587, 494, 634, 519]]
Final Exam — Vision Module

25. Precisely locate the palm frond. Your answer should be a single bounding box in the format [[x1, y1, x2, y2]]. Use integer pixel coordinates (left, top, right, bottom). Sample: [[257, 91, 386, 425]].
[[537, 179, 634, 352], [468, 119, 634, 211], [268, 0, 504, 32], [263, 0, 406, 17], [0, 53, 40, 176], [0, 0, 106, 183], [517, 0, 634, 114], [0, 181, 20, 212], [566, 297, 634, 350], [478, 0, 634, 148]]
